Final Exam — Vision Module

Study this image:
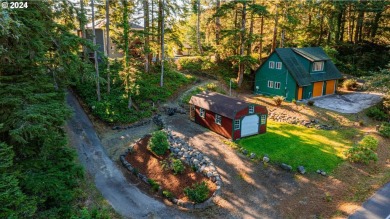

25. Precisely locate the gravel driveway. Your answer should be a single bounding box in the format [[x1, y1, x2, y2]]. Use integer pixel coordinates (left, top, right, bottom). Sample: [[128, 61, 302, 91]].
[[164, 114, 299, 219], [65, 92, 191, 219], [309, 93, 383, 113]]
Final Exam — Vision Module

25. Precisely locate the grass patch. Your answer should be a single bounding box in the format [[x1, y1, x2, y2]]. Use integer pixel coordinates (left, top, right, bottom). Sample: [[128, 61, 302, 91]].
[[237, 121, 358, 173]]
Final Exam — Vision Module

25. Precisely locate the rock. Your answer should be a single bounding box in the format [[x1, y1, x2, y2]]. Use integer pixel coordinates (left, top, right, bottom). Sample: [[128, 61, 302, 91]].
[[281, 163, 292, 171], [320, 171, 327, 176], [242, 149, 248, 155], [112, 126, 120, 130], [193, 159, 200, 166], [250, 153, 256, 159], [297, 166, 306, 174], [263, 156, 270, 163], [316, 169, 321, 174]]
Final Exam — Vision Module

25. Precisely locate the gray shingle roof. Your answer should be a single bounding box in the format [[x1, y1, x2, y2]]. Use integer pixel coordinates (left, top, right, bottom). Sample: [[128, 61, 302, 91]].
[[189, 92, 251, 119], [272, 47, 342, 86]]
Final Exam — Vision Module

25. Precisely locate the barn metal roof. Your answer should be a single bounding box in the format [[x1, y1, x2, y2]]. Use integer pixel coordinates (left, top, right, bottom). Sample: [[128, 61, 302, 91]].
[[274, 47, 342, 86], [275, 48, 312, 86], [189, 92, 252, 119]]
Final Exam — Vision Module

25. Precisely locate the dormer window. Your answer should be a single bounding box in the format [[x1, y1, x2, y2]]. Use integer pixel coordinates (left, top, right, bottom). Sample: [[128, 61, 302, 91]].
[[312, 61, 324, 72]]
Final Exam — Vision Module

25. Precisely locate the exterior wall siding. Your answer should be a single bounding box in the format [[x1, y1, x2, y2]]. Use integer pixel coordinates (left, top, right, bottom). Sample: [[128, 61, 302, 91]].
[[194, 106, 232, 139]]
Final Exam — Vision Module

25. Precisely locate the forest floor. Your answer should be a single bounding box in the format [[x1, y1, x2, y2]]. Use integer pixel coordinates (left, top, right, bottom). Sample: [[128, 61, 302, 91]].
[[76, 78, 390, 218]]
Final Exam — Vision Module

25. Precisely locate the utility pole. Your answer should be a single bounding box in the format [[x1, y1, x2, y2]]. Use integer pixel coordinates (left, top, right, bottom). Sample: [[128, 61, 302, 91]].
[[160, 0, 164, 87]]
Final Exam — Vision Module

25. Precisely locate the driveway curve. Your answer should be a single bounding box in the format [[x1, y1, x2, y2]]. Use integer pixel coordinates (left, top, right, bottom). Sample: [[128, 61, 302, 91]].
[[65, 91, 189, 219]]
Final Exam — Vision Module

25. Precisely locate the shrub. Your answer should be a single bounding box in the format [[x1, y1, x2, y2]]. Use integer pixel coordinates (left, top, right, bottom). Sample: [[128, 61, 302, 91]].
[[345, 135, 378, 165], [162, 190, 174, 199], [307, 100, 315, 106], [147, 179, 160, 192], [379, 123, 390, 138], [366, 107, 388, 121], [206, 83, 217, 91], [172, 159, 185, 175], [148, 131, 169, 155], [273, 96, 285, 106], [343, 79, 358, 90], [184, 181, 209, 203]]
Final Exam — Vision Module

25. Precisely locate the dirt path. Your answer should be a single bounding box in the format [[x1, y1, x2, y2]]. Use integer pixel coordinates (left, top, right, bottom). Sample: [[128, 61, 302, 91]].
[[164, 114, 298, 219], [65, 91, 191, 219]]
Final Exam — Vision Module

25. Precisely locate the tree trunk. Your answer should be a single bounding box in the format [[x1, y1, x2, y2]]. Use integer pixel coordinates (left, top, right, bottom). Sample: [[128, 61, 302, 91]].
[[371, 10, 383, 39], [258, 15, 264, 62], [237, 2, 246, 88], [123, 0, 132, 109], [144, 0, 150, 73], [335, 6, 343, 43], [354, 2, 364, 43], [196, 0, 203, 55], [156, 0, 162, 63], [246, 0, 254, 56], [317, 14, 324, 45], [160, 0, 164, 87], [270, 4, 278, 53], [347, 4, 353, 42], [106, 0, 110, 94], [79, 0, 88, 83], [215, 0, 221, 62], [91, 0, 101, 101]]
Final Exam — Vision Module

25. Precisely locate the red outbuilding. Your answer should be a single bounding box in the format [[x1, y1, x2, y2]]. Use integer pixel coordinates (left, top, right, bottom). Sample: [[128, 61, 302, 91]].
[[189, 92, 268, 140]]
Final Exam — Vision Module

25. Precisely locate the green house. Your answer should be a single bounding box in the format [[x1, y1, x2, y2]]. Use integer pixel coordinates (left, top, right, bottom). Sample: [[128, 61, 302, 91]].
[[254, 47, 342, 101]]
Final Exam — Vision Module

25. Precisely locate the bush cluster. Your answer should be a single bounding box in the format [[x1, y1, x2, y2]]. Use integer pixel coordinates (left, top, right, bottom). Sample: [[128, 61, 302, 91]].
[[273, 96, 285, 106], [147, 179, 160, 192], [343, 79, 358, 90], [379, 123, 390, 138], [366, 107, 388, 121], [345, 135, 378, 165], [148, 131, 169, 155], [161, 155, 186, 175], [184, 181, 209, 203]]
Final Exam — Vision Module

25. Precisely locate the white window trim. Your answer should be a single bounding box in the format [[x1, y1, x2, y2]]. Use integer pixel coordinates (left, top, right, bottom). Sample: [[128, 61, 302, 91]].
[[261, 115, 267, 124], [275, 82, 281, 89], [234, 119, 240, 130], [249, 105, 254, 114], [276, 62, 282, 69], [267, 80, 274, 88], [269, 61, 275, 69], [200, 108, 205, 118], [312, 61, 324, 72], [215, 114, 222, 125]]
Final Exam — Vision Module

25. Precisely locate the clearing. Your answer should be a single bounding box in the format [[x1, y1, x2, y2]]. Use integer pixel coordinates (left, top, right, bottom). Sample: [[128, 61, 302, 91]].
[[237, 120, 358, 172]]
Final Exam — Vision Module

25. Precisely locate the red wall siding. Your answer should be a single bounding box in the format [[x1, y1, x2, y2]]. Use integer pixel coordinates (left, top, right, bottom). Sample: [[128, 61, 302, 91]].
[[195, 106, 233, 139], [233, 130, 241, 140]]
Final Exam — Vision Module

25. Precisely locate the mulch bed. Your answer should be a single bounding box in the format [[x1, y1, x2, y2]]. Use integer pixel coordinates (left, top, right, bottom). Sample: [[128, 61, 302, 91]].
[[125, 136, 216, 201]]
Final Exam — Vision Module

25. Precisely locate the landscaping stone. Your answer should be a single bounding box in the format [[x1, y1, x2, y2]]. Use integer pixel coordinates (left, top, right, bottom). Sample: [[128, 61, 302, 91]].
[[263, 156, 270, 163], [297, 166, 306, 174], [250, 153, 256, 159], [242, 149, 248, 155], [281, 163, 292, 171]]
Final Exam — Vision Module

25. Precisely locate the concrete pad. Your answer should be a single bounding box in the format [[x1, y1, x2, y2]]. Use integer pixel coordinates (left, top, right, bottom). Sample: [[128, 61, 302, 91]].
[[307, 93, 383, 114]]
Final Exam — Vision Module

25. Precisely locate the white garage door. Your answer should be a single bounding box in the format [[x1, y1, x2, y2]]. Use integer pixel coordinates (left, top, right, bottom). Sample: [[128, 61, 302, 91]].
[[241, 114, 259, 137]]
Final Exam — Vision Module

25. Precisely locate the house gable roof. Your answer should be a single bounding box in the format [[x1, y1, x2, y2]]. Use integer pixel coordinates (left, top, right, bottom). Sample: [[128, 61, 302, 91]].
[[189, 92, 253, 119], [275, 48, 312, 86], [257, 47, 342, 86]]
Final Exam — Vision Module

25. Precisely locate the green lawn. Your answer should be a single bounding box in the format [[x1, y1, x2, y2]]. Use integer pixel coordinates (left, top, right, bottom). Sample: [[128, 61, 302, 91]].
[[237, 121, 358, 173]]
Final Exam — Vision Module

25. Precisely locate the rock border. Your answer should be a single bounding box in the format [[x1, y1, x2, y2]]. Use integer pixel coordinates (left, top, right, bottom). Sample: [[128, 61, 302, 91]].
[[120, 130, 222, 209]]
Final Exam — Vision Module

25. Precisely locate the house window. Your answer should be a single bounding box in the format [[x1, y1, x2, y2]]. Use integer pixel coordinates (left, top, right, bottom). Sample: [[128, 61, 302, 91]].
[[215, 114, 222, 125], [261, 115, 267, 124], [269, 61, 275, 69], [276, 62, 282, 69], [275, 82, 281, 89], [249, 105, 254, 114], [267, 80, 274, 88], [200, 108, 205, 118], [312, 61, 324, 72], [234, 119, 240, 130]]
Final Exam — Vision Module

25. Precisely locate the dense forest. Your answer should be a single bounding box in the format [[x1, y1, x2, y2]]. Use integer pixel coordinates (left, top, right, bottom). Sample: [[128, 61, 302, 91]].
[[0, 0, 389, 218]]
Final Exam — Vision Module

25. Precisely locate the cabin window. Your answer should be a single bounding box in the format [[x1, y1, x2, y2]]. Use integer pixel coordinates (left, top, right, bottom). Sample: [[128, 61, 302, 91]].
[[276, 62, 282, 69], [267, 80, 274, 88], [234, 119, 240, 130], [215, 114, 222, 125], [269, 61, 275, 69], [200, 108, 205, 118], [249, 105, 254, 114], [275, 82, 281, 89], [261, 115, 267, 124], [312, 61, 324, 72]]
